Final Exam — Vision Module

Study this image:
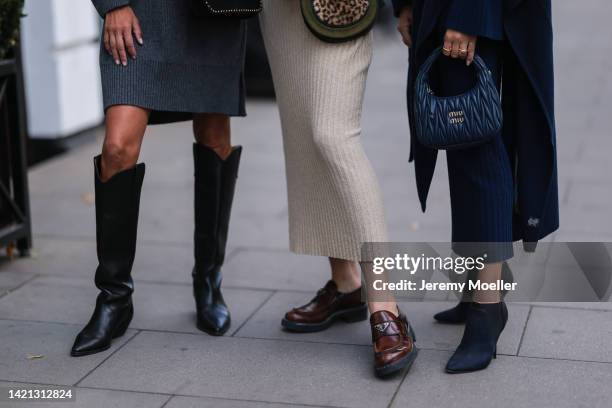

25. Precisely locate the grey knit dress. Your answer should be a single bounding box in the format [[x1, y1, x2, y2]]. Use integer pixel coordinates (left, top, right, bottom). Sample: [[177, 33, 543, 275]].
[[91, 0, 246, 124]]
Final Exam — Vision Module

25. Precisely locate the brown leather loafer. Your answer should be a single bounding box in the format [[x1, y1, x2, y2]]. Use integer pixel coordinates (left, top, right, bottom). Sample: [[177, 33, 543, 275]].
[[281, 280, 368, 333], [370, 309, 418, 378]]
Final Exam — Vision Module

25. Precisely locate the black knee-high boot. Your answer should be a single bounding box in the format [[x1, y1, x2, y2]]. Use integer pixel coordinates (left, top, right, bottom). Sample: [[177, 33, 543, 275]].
[[71, 156, 145, 357], [193, 144, 242, 335]]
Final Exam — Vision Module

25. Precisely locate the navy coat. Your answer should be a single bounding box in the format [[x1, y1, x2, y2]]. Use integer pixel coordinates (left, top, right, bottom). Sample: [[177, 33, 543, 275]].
[[391, 0, 559, 244]]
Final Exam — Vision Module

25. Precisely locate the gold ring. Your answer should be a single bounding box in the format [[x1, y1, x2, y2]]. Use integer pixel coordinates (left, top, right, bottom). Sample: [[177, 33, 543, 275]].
[[459, 49, 468, 53], [442, 47, 451, 53]]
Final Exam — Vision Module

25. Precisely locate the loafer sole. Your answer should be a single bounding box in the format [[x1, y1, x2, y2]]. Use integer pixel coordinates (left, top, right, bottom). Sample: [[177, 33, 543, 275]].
[[375, 347, 419, 378], [281, 304, 368, 333]]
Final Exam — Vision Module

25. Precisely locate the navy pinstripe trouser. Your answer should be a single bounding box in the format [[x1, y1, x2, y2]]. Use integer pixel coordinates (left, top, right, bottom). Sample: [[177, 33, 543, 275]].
[[430, 38, 514, 262]]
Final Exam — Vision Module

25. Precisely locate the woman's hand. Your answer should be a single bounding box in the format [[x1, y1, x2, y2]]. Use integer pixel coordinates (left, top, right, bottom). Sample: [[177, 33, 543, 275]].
[[442, 29, 477, 66], [104, 6, 143, 66], [397, 6, 413, 47]]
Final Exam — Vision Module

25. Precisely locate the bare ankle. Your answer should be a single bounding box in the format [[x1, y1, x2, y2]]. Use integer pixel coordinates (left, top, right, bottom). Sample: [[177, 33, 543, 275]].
[[330, 258, 361, 293]]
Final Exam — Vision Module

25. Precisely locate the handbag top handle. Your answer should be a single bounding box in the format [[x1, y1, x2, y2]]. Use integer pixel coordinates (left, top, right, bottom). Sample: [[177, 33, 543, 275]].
[[415, 46, 494, 101], [413, 46, 503, 150]]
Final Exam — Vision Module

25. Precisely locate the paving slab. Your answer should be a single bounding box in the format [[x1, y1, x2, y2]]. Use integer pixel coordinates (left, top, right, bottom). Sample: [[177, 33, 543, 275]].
[[0, 276, 272, 336], [234, 291, 371, 347], [0, 269, 35, 298], [1, 1, 610, 406], [236, 292, 529, 355], [80, 332, 400, 408], [391, 349, 612, 408], [552, 229, 612, 242], [26, 132, 103, 196], [226, 213, 290, 250], [223, 249, 330, 291], [29, 190, 96, 239], [165, 395, 315, 408], [519, 306, 612, 363], [529, 302, 612, 312], [525, 263, 612, 303], [0, 381, 168, 408], [5, 237, 229, 285], [561, 183, 612, 235], [0, 320, 137, 385], [30, 182, 288, 250]]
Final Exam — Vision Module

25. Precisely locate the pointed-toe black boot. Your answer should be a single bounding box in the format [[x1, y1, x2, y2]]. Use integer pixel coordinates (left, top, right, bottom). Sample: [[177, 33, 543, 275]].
[[435, 263, 514, 324], [434, 302, 471, 324], [445, 302, 508, 373], [193, 144, 242, 336], [71, 156, 145, 357]]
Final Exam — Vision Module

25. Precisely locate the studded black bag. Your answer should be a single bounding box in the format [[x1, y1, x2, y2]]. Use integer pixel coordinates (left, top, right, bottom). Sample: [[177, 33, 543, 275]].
[[414, 47, 503, 150], [195, 0, 263, 19]]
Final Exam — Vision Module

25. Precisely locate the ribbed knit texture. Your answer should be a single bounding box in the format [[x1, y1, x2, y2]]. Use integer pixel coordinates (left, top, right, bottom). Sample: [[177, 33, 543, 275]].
[[93, 0, 246, 124], [260, 0, 388, 262], [92, 0, 130, 18]]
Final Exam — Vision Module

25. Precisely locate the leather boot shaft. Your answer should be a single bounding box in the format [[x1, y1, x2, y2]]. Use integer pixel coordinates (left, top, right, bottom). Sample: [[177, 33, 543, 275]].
[[71, 156, 145, 357], [193, 144, 242, 273], [94, 156, 145, 303], [192, 143, 242, 335]]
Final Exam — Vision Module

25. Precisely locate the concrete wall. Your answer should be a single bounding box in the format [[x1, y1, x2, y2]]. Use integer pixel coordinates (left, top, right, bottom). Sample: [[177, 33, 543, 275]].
[[21, 0, 103, 139]]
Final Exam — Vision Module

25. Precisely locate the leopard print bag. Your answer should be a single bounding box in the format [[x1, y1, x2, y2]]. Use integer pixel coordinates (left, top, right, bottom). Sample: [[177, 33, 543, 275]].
[[300, 0, 379, 43]]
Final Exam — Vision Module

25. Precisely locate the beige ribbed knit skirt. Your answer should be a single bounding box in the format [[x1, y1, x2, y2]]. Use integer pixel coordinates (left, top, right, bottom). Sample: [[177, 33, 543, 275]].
[[259, 0, 388, 261]]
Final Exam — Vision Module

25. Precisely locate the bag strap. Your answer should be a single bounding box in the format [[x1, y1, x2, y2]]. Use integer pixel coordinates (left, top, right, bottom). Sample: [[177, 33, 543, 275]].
[[415, 46, 491, 98]]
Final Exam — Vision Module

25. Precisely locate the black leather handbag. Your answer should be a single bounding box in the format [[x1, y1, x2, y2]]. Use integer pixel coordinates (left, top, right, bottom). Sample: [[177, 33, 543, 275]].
[[414, 47, 503, 150], [195, 0, 263, 19]]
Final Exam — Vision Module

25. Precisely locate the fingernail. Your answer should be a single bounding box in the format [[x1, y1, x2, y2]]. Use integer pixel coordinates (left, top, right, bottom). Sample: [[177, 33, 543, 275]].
[[122, 61, 127, 66], [115, 60, 120, 65], [138, 38, 144, 45]]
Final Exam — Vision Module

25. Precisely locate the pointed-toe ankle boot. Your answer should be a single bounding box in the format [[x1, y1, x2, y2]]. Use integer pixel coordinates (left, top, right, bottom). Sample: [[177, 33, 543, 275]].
[[445, 302, 508, 373], [71, 156, 145, 357], [193, 144, 242, 336], [434, 302, 471, 324], [434, 262, 514, 324]]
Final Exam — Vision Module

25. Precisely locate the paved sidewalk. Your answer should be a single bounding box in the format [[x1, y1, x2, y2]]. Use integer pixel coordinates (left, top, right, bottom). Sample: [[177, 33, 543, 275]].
[[1, 2, 612, 407]]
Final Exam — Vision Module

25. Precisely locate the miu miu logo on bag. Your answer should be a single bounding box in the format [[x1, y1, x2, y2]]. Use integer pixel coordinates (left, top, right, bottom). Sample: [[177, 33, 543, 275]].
[[448, 110, 465, 125]]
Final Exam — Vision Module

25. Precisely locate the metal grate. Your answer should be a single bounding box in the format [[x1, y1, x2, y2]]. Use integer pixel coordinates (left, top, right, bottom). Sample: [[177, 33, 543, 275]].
[[0, 39, 32, 256]]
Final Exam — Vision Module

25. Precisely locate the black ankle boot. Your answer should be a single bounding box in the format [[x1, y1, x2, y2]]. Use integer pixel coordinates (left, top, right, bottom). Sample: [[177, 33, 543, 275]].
[[193, 144, 242, 336], [434, 262, 514, 324], [71, 156, 145, 357], [434, 302, 471, 324], [445, 302, 508, 373]]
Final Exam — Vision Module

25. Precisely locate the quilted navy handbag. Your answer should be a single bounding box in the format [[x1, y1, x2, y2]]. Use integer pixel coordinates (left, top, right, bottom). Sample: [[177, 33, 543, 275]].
[[414, 47, 503, 150]]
